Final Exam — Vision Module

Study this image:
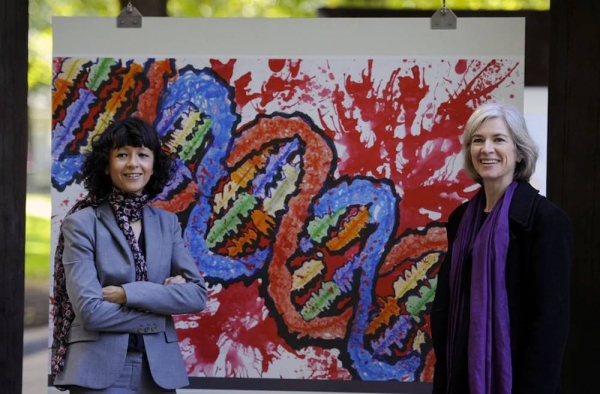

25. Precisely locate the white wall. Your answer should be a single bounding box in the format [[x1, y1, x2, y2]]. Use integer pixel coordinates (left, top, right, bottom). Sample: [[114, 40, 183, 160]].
[[523, 87, 548, 196]]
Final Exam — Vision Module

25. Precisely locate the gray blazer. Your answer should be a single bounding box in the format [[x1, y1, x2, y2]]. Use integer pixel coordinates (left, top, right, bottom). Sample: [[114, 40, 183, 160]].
[[53, 202, 207, 390]]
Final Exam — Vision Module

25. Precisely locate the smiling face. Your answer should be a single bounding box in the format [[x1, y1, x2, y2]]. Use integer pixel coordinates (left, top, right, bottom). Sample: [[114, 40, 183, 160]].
[[470, 117, 519, 189], [108, 145, 154, 195]]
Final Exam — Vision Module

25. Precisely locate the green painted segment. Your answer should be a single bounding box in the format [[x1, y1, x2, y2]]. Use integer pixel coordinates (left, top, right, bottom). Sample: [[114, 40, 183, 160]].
[[180, 117, 212, 162], [406, 276, 437, 324], [306, 208, 346, 243], [206, 192, 257, 248], [87, 58, 115, 91], [301, 281, 341, 321]]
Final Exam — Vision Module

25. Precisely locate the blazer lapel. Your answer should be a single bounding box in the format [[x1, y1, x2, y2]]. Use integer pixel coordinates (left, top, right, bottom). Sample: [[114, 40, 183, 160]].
[[96, 203, 133, 263], [143, 206, 162, 284]]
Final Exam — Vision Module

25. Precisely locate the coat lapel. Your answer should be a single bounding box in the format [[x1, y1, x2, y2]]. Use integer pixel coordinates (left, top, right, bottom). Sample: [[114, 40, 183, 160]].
[[96, 203, 133, 264], [509, 181, 541, 232], [143, 206, 162, 284]]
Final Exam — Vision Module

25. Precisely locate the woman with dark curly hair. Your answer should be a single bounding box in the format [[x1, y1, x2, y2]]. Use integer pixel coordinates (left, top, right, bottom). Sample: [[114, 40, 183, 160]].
[[51, 117, 207, 393]]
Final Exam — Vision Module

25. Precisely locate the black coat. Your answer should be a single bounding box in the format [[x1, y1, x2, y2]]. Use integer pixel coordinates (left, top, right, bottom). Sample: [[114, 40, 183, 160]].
[[431, 181, 572, 394]]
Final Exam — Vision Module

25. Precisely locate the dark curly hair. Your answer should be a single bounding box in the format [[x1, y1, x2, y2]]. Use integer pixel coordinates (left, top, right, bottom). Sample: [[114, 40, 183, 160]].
[[82, 117, 174, 199]]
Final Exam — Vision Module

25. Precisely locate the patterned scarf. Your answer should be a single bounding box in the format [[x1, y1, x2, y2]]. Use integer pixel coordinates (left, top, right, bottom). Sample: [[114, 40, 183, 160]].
[[51, 187, 149, 384], [447, 181, 517, 394]]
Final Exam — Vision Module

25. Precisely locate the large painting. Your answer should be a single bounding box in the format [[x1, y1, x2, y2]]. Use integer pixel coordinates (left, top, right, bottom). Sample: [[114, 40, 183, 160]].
[[51, 56, 522, 389]]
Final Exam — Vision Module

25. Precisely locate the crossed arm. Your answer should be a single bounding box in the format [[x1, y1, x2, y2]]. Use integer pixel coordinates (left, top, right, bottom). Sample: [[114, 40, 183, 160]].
[[61, 210, 207, 333], [102, 275, 185, 304]]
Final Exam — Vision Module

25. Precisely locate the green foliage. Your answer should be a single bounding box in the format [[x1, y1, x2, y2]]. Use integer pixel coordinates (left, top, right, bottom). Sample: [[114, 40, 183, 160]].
[[323, 0, 549, 10], [28, 0, 549, 95], [168, 0, 324, 17], [25, 194, 52, 279], [167, 0, 549, 17], [28, 0, 119, 95]]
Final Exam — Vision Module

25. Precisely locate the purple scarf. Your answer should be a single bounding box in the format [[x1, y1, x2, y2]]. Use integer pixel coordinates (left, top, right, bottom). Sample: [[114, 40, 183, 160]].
[[447, 181, 517, 394], [51, 188, 149, 385]]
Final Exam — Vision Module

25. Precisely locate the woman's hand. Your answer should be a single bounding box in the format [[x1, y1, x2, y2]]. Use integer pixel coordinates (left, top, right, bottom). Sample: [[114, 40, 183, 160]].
[[102, 285, 127, 304], [163, 275, 186, 285]]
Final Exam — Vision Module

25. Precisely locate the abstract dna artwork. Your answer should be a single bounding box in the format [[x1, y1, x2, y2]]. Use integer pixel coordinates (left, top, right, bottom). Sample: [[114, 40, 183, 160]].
[[51, 56, 521, 385]]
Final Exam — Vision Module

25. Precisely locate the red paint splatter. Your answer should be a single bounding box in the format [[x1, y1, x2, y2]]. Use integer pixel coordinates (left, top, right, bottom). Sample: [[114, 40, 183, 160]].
[[261, 73, 313, 108], [233, 60, 311, 112], [268, 59, 286, 73], [303, 347, 352, 380], [177, 281, 293, 376], [455, 59, 467, 74], [210, 59, 236, 84], [289, 59, 302, 77], [234, 72, 262, 109], [323, 59, 519, 232]]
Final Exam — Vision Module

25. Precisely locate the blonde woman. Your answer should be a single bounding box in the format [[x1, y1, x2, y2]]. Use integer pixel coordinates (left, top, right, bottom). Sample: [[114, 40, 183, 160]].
[[431, 103, 572, 394]]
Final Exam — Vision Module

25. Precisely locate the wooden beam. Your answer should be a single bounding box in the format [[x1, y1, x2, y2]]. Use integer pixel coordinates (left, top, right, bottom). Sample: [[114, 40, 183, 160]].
[[548, 0, 600, 392], [0, 0, 29, 391]]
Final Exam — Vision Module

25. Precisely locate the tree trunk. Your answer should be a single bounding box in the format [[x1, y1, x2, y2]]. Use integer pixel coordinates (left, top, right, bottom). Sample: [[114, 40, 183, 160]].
[[548, 0, 600, 392], [0, 0, 28, 391]]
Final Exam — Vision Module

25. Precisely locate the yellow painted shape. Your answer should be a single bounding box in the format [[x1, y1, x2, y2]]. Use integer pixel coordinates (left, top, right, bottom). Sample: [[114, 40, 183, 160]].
[[213, 181, 240, 215], [412, 329, 426, 351], [57, 58, 88, 82], [165, 111, 201, 151], [213, 150, 272, 215], [393, 252, 440, 300], [292, 259, 324, 291], [263, 162, 300, 216]]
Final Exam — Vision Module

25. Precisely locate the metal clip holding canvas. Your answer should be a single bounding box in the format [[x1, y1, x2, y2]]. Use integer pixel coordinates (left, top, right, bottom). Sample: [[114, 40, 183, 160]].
[[431, 1, 457, 30], [117, 2, 143, 28]]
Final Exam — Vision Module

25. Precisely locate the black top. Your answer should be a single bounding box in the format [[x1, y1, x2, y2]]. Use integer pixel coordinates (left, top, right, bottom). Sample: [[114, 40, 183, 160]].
[[128, 226, 146, 352], [431, 182, 572, 394]]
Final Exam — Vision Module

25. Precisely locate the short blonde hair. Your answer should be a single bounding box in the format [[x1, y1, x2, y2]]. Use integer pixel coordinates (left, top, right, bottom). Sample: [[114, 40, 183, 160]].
[[462, 102, 538, 183]]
